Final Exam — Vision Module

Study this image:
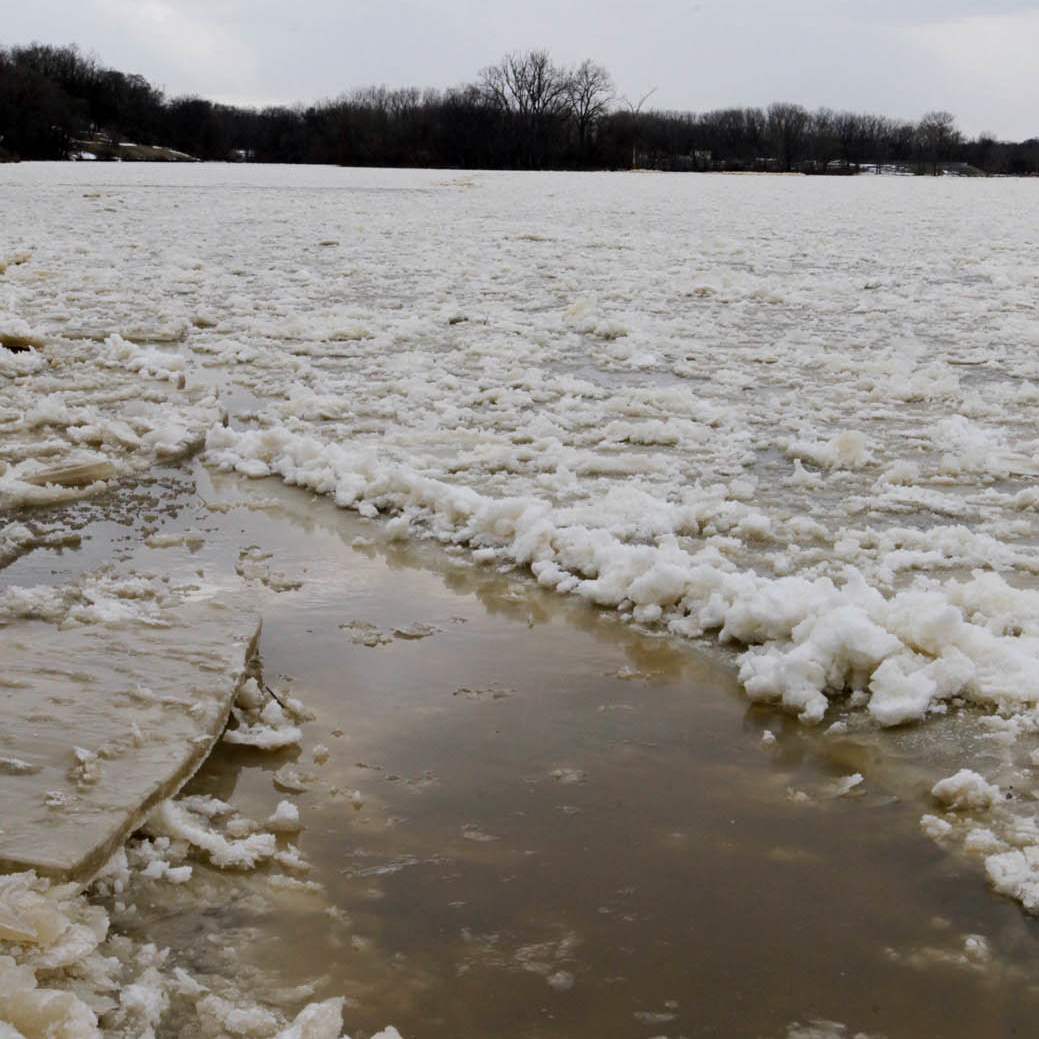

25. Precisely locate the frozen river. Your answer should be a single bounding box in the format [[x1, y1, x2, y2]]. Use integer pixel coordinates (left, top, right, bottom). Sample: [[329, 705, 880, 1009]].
[[5, 164, 1039, 727], [2, 163, 1039, 1036]]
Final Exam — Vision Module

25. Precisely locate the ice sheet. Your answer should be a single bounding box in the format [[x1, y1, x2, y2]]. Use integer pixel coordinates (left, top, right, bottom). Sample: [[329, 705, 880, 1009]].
[[0, 573, 259, 881]]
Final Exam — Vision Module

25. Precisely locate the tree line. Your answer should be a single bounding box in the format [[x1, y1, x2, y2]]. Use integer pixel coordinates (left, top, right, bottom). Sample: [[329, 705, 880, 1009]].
[[2, 43, 1037, 175]]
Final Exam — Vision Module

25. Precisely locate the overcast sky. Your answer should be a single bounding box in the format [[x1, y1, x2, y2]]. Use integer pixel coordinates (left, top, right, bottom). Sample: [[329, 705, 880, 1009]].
[[6, 0, 1038, 139]]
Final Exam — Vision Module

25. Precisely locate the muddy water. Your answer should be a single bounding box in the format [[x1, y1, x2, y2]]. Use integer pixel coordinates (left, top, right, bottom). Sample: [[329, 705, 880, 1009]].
[[5, 467, 1039, 1038]]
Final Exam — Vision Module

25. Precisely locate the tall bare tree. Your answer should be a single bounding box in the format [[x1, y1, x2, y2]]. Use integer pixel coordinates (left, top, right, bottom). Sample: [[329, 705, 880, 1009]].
[[480, 50, 571, 167], [916, 110, 961, 175], [810, 107, 839, 167], [566, 59, 613, 162], [766, 102, 809, 171]]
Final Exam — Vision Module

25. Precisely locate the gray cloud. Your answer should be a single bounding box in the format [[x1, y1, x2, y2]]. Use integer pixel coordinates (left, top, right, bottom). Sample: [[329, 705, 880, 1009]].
[[5, 0, 1037, 138]]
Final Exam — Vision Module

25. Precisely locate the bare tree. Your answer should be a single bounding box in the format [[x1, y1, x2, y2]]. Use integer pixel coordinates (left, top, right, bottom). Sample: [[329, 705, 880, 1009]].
[[766, 102, 809, 171], [483, 49, 572, 120], [621, 86, 657, 168], [916, 110, 961, 175], [566, 59, 613, 162], [480, 50, 571, 167], [832, 110, 870, 167], [810, 107, 839, 168]]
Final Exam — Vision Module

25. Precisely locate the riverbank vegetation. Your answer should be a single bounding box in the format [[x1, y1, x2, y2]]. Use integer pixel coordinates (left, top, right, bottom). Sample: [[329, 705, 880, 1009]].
[[2, 43, 1036, 174]]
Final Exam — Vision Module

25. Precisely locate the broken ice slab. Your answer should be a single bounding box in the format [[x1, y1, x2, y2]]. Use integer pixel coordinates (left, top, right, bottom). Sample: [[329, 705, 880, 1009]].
[[0, 579, 260, 882], [22, 461, 118, 488]]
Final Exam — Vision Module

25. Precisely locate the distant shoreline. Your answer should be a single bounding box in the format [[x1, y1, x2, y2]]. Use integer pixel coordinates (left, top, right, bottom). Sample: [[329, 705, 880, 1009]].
[[5, 156, 1030, 178], [3, 43, 1037, 176]]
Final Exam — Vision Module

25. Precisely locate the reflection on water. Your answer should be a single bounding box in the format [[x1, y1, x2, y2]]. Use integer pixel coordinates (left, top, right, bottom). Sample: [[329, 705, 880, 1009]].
[[6, 465, 1039, 1038]]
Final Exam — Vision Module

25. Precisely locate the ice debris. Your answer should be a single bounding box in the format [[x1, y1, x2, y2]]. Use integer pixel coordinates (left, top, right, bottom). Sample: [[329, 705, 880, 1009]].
[[931, 770, 1001, 811], [267, 802, 302, 834], [0, 867, 400, 1038], [222, 679, 304, 751]]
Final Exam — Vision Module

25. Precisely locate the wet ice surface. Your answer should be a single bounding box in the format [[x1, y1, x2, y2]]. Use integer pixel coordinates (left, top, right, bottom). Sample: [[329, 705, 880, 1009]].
[[9, 466, 1035, 1039], [0, 572, 258, 880]]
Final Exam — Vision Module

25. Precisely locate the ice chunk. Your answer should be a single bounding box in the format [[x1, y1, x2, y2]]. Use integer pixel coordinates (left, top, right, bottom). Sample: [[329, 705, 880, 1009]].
[[867, 650, 974, 727], [267, 801, 302, 833], [0, 573, 259, 881], [223, 720, 303, 750], [829, 774, 864, 797], [986, 847, 1039, 912], [547, 970, 575, 991], [145, 800, 276, 870], [274, 998, 344, 1039], [931, 770, 1001, 811], [921, 815, 953, 840]]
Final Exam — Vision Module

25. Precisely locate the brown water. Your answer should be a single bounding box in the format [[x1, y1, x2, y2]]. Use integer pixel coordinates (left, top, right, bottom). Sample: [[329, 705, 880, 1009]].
[[5, 466, 1039, 1039]]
